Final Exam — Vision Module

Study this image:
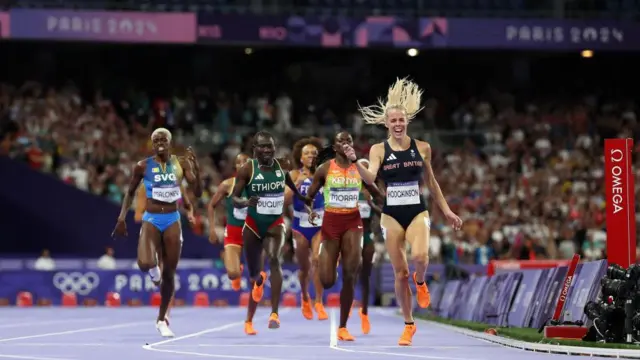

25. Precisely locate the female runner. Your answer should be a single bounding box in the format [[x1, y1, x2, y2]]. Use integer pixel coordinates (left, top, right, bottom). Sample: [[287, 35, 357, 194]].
[[345, 78, 462, 346], [285, 137, 329, 321], [356, 159, 381, 334], [133, 179, 195, 322], [208, 152, 251, 291], [112, 128, 202, 337], [305, 131, 382, 341]]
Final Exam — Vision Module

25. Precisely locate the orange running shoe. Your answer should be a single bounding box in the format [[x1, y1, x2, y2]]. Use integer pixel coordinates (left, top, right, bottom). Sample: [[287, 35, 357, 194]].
[[301, 296, 313, 320], [268, 313, 280, 329], [252, 271, 267, 302], [413, 272, 431, 308], [337, 327, 355, 341], [231, 264, 244, 291], [398, 324, 416, 346], [315, 302, 328, 320], [359, 309, 370, 334], [244, 321, 257, 335]]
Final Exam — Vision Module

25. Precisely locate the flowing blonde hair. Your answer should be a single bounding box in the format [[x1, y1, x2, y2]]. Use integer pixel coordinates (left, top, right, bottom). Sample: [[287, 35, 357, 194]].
[[358, 77, 424, 125]]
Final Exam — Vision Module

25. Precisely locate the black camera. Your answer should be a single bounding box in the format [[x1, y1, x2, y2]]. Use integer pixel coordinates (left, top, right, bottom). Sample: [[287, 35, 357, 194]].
[[583, 264, 640, 344]]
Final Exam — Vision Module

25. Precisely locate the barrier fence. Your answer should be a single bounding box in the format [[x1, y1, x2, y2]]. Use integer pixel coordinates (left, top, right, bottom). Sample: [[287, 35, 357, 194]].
[[0, 264, 357, 306], [1, 259, 606, 327], [0, 262, 487, 306], [419, 260, 607, 329]]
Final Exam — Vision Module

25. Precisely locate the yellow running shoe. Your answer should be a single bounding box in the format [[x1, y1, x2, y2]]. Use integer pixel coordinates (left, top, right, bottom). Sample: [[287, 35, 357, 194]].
[[398, 324, 416, 346], [413, 272, 431, 308], [252, 271, 267, 303], [301, 296, 313, 320], [315, 302, 328, 320], [268, 312, 280, 329], [359, 308, 370, 334]]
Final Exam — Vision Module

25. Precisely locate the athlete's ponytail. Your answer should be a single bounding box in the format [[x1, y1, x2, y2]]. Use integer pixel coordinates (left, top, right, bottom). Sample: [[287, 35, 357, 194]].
[[313, 146, 336, 171]]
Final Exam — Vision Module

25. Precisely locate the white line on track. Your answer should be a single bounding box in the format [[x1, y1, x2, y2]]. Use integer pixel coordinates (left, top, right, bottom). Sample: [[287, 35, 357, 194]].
[[159, 344, 463, 349], [0, 343, 461, 350], [0, 355, 74, 360], [0, 321, 148, 343], [143, 309, 291, 360], [329, 308, 484, 360], [0, 343, 114, 347], [0, 318, 102, 329]]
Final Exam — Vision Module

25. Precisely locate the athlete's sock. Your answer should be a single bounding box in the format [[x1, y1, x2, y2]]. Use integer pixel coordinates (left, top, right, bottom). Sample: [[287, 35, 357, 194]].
[[405, 321, 414, 326], [416, 281, 424, 286], [255, 274, 264, 286], [149, 266, 161, 282]]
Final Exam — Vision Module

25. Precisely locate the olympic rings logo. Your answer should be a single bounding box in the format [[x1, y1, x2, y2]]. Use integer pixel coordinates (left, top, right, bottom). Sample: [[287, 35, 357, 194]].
[[281, 269, 301, 293], [264, 269, 301, 293], [52, 272, 100, 296]]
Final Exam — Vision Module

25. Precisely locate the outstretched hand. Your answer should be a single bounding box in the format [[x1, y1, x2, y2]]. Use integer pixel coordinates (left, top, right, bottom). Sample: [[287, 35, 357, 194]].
[[444, 210, 463, 231], [186, 147, 199, 171], [111, 219, 128, 239]]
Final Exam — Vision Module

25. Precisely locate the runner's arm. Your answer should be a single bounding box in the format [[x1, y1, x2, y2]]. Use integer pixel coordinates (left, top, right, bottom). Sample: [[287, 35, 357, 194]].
[[118, 161, 145, 222], [354, 143, 384, 185], [284, 169, 300, 206], [231, 162, 252, 208], [180, 157, 203, 198], [278, 157, 305, 201], [362, 188, 383, 214], [418, 141, 451, 214], [207, 179, 231, 230], [181, 185, 193, 213], [363, 181, 384, 204], [304, 162, 328, 213], [134, 184, 146, 222]]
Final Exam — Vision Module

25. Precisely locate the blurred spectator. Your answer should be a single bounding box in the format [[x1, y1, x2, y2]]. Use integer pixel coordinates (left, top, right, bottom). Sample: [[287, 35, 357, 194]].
[[96, 247, 117, 270], [34, 249, 55, 271]]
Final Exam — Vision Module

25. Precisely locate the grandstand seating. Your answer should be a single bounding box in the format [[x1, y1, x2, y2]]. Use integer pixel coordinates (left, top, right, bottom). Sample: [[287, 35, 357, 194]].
[[7, 0, 640, 19]]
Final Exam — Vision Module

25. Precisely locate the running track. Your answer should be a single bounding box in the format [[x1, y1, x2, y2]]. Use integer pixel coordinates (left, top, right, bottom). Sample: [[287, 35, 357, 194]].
[[0, 307, 597, 360]]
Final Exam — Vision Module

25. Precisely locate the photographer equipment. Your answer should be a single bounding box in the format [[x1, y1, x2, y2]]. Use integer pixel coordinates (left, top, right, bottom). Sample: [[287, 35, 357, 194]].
[[582, 263, 640, 344]]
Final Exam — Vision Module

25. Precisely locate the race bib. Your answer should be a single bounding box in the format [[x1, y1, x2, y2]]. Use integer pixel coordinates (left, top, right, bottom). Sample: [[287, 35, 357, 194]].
[[298, 210, 324, 228], [233, 207, 248, 220], [386, 181, 421, 206], [151, 186, 181, 203], [257, 193, 285, 215], [359, 201, 371, 219], [328, 188, 359, 208]]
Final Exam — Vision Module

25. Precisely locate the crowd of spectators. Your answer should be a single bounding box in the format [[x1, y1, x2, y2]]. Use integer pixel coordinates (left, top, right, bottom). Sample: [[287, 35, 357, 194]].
[[1, 46, 638, 267]]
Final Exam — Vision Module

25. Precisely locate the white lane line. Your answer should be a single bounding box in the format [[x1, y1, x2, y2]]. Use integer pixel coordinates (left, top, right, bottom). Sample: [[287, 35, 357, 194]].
[[0, 322, 148, 343], [143, 309, 291, 359]]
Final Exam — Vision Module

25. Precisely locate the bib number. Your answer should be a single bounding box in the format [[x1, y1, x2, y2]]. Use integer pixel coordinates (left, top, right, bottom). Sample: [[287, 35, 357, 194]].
[[386, 181, 421, 206], [151, 186, 181, 203], [358, 201, 371, 218], [299, 210, 323, 227], [328, 188, 359, 208], [233, 207, 248, 220], [257, 193, 285, 215]]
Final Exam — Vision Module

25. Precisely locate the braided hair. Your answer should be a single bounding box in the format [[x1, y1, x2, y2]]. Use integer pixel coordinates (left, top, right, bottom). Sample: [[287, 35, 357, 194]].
[[314, 145, 336, 171]]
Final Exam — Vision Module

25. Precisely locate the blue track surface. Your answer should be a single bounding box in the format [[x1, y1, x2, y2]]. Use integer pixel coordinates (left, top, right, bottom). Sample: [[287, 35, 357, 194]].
[[0, 307, 596, 359]]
